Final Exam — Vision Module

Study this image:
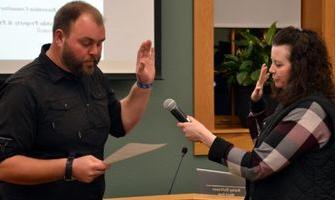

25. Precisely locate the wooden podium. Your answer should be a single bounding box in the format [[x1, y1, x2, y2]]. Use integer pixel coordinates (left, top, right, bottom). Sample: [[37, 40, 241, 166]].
[[106, 193, 244, 200]]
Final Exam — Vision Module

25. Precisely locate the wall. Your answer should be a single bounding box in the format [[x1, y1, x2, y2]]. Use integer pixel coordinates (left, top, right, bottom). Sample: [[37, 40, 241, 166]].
[[214, 0, 301, 28], [103, 0, 227, 198]]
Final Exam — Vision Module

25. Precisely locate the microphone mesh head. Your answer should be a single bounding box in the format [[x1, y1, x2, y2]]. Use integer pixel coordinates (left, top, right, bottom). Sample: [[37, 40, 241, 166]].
[[163, 98, 177, 111]]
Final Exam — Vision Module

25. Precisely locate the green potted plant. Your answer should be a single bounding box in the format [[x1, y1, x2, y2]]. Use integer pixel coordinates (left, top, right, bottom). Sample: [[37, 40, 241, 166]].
[[218, 22, 277, 126], [222, 22, 277, 86]]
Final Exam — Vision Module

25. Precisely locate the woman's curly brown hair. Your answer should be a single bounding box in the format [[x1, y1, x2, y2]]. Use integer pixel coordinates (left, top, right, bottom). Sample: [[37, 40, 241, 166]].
[[271, 26, 335, 105]]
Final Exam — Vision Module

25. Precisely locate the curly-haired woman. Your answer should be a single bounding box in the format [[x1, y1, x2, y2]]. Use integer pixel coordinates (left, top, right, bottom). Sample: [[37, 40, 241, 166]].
[[177, 27, 335, 200]]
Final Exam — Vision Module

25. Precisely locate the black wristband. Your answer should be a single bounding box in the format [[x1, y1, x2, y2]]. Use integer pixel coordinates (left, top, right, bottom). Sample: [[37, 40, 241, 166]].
[[64, 156, 75, 181]]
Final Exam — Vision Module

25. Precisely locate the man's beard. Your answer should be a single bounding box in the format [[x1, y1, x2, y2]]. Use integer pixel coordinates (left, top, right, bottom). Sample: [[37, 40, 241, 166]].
[[62, 43, 100, 77]]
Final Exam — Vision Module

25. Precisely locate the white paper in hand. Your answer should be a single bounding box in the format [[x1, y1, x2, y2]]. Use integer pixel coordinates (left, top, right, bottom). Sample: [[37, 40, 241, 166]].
[[104, 143, 166, 165]]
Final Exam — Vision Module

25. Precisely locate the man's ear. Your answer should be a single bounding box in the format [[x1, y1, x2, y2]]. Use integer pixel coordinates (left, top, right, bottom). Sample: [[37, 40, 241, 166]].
[[54, 29, 66, 46]]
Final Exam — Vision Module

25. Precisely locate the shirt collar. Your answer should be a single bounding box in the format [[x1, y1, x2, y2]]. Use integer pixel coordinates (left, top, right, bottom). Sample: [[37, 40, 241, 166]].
[[38, 44, 78, 83]]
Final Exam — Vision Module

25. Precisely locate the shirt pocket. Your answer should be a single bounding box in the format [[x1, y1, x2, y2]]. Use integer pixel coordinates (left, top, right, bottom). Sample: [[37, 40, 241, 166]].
[[43, 98, 84, 142], [76, 91, 110, 149], [48, 98, 76, 118], [90, 89, 110, 128]]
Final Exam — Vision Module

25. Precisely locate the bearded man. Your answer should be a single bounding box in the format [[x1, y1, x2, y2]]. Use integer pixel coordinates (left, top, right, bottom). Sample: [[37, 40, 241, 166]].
[[0, 1, 155, 200]]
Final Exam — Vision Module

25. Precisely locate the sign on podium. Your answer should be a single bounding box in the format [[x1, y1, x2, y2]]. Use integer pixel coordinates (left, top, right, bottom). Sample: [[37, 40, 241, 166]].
[[107, 193, 244, 200]]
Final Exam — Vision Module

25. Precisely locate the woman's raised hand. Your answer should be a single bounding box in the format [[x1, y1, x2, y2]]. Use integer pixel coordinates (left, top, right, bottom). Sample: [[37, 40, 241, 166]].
[[251, 64, 269, 102]]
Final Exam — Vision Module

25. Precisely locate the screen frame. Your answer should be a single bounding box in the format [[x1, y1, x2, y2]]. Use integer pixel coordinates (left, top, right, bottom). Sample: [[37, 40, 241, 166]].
[[0, 0, 162, 81]]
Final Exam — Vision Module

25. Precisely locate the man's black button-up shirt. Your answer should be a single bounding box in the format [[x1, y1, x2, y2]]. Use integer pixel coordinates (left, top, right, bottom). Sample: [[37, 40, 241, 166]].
[[0, 44, 126, 200]]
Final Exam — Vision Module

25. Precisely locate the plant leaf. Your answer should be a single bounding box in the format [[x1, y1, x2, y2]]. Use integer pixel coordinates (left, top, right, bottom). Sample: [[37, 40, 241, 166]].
[[251, 69, 261, 81], [244, 78, 254, 86], [236, 71, 248, 85], [239, 47, 253, 60], [239, 60, 253, 71], [245, 43, 253, 58], [235, 39, 249, 46], [258, 51, 270, 66], [223, 61, 238, 71], [224, 54, 239, 62], [264, 22, 277, 45]]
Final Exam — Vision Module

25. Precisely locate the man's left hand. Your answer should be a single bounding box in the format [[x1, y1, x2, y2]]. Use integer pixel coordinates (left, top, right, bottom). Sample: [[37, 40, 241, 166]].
[[136, 40, 155, 84]]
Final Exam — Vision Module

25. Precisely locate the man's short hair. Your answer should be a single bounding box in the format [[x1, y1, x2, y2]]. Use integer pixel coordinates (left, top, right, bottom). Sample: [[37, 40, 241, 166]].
[[52, 1, 104, 36]]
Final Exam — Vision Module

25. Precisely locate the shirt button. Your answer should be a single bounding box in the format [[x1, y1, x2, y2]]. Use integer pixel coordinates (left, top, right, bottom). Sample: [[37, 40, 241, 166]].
[[86, 104, 90, 107], [78, 131, 82, 139], [64, 104, 68, 108]]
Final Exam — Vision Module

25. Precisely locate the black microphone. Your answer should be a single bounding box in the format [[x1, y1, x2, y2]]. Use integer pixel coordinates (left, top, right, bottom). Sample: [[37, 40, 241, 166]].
[[163, 99, 189, 122], [168, 147, 188, 194]]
